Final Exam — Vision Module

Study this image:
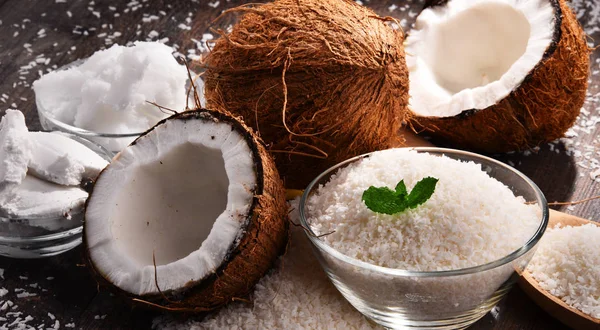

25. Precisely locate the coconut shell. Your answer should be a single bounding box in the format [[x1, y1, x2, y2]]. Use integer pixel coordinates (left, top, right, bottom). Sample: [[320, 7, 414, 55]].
[[203, 0, 409, 189], [84, 109, 289, 313], [410, 0, 590, 153]]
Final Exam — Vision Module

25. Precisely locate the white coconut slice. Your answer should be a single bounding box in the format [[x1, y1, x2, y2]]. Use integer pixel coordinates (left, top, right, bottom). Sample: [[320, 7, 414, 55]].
[[406, 0, 555, 115], [27, 131, 109, 186], [84, 109, 288, 312], [0, 110, 31, 194], [0, 175, 88, 219], [406, 0, 589, 152]]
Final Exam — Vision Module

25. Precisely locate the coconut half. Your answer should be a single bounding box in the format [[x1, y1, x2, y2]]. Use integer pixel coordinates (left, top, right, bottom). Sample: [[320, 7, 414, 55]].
[[84, 109, 288, 312], [406, 0, 589, 152]]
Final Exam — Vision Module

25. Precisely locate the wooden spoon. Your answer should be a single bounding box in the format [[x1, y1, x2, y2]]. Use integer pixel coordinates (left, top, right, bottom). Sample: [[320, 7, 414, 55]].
[[518, 210, 600, 330]]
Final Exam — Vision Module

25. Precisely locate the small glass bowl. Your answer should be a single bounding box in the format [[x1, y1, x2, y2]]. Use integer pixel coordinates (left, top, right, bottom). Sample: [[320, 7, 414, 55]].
[[0, 132, 113, 259], [35, 59, 205, 154], [299, 147, 548, 329]]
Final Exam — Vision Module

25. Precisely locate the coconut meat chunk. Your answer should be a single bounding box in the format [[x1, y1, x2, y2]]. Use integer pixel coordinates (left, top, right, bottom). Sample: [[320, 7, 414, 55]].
[[0, 110, 31, 194], [406, 0, 556, 117], [0, 175, 88, 219], [85, 116, 257, 296], [28, 132, 109, 186]]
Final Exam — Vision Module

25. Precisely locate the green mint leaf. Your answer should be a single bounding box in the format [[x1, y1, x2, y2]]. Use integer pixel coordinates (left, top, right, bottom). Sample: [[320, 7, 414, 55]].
[[395, 180, 407, 197], [361, 186, 407, 215], [406, 177, 438, 209], [362, 177, 438, 215]]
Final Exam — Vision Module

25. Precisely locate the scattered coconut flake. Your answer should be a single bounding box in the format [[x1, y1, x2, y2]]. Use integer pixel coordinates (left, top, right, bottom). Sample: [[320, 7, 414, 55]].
[[15, 291, 36, 299]]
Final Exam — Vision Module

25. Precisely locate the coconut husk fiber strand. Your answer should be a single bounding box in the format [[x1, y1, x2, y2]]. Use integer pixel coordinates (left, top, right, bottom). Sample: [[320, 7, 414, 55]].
[[203, 0, 409, 189], [411, 0, 590, 153]]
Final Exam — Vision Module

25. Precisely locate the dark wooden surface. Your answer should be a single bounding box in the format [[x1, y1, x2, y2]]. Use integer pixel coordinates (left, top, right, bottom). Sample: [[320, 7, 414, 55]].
[[0, 0, 598, 329]]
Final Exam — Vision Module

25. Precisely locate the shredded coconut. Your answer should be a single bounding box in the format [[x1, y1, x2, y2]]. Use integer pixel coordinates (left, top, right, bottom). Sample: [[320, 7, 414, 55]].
[[527, 224, 600, 319], [307, 149, 540, 271]]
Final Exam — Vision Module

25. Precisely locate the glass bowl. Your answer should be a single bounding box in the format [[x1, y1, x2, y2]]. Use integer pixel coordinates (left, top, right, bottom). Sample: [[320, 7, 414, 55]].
[[35, 59, 205, 154], [299, 147, 549, 329], [0, 132, 113, 259]]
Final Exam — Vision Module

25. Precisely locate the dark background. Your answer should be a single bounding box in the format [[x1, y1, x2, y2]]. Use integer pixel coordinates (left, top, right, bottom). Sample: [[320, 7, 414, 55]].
[[0, 0, 598, 328]]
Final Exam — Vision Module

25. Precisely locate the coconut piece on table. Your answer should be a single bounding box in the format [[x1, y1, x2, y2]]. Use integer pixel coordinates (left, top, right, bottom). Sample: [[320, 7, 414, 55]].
[[0, 110, 31, 195], [27, 132, 109, 186], [0, 175, 88, 220], [204, 0, 409, 189], [406, 0, 590, 152], [84, 109, 288, 312]]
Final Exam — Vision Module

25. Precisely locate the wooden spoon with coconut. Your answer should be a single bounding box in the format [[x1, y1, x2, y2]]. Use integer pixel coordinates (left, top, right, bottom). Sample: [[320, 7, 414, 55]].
[[518, 210, 600, 330]]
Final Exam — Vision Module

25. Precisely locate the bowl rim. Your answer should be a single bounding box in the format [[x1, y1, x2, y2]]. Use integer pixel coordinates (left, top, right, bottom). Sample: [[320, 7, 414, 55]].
[[0, 131, 112, 244], [299, 147, 549, 277], [37, 103, 144, 138]]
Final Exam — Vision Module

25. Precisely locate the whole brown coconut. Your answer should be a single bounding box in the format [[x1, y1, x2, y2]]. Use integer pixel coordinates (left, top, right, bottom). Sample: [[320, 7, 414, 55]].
[[203, 0, 409, 189], [84, 109, 288, 312], [407, 0, 590, 153]]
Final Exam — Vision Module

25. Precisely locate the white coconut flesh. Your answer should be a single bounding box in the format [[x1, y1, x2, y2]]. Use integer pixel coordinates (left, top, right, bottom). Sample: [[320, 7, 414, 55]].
[[405, 0, 556, 116], [0, 110, 30, 193], [0, 175, 88, 219], [85, 117, 257, 296], [28, 132, 109, 186]]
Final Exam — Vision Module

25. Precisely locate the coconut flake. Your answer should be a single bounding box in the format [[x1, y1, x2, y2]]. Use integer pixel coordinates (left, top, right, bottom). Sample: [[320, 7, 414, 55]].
[[27, 132, 108, 186]]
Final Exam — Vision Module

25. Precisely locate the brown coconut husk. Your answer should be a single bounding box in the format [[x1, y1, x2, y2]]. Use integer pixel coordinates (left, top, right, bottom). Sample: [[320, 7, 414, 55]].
[[203, 0, 409, 189], [410, 0, 590, 153], [84, 109, 289, 313]]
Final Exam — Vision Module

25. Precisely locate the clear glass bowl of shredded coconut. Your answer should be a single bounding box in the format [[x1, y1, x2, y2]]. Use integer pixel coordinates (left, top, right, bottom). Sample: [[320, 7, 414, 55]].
[[33, 42, 205, 154], [0, 133, 113, 259], [299, 147, 548, 329]]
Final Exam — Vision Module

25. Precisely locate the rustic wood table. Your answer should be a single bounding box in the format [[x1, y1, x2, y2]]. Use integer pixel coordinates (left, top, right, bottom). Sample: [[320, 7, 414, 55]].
[[0, 0, 598, 329]]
